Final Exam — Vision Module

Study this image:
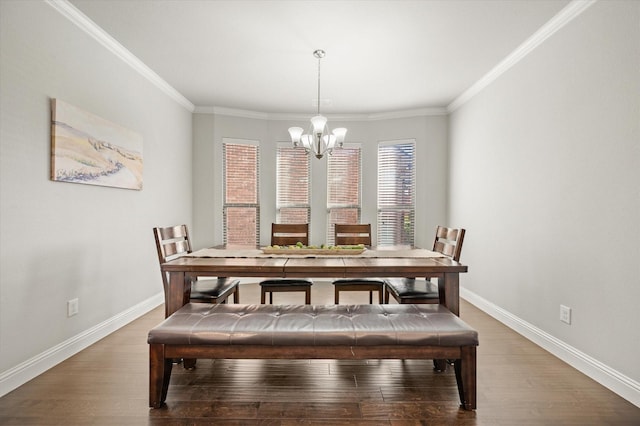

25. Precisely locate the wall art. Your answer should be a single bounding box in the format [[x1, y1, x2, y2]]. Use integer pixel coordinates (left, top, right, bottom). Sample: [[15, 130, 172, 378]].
[[51, 99, 143, 190]]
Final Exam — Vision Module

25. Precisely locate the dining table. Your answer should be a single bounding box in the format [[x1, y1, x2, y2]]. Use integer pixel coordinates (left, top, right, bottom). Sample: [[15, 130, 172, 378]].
[[159, 246, 468, 318]]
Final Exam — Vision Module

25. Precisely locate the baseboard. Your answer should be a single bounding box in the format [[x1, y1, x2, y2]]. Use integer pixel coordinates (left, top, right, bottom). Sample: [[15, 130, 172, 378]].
[[0, 292, 164, 398], [460, 287, 640, 408]]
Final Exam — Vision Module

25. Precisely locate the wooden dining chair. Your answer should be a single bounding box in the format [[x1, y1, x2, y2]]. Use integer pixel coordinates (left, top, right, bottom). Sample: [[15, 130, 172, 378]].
[[384, 226, 466, 304], [259, 223, 313, 304], [153, 225, 240, 311], [332, 224, 385, 304]]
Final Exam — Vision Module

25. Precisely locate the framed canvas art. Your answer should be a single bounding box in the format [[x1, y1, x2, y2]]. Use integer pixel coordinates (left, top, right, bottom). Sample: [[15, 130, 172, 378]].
[[50, 99, 143, 190]]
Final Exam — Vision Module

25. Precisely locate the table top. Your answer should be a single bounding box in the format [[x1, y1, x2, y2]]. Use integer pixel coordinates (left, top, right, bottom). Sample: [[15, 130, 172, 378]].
[[161, 247, 468, 278]]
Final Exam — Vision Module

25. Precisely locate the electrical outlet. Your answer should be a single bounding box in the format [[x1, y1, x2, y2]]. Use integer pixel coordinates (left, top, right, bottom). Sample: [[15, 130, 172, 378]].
[[560, 304, 571, 324], [67, 298, 79, 317]]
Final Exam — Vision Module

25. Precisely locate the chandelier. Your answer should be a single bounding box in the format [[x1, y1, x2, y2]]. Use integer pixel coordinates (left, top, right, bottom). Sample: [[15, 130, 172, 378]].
[[288, 49, 347, 159]]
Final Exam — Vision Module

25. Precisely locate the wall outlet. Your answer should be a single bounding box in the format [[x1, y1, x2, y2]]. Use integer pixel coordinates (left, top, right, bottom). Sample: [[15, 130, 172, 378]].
[[67, 298, 79, 317], [560, 304, 571, 324]]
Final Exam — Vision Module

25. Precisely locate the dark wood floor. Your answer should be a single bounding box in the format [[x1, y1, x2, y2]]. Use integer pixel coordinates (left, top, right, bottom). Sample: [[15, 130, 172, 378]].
[[1, 281, 638, 425]]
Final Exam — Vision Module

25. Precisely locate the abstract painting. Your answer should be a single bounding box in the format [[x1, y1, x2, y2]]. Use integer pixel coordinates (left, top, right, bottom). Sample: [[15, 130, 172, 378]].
[[51, 99, 143, 190]]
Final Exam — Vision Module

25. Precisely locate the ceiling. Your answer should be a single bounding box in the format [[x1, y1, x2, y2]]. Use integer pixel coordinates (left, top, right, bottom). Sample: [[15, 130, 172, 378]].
[[69, 0, 570, 115]]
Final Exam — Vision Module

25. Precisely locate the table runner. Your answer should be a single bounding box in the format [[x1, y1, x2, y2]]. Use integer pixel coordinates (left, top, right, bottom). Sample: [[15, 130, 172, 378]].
[[187, 248, 444, 259]]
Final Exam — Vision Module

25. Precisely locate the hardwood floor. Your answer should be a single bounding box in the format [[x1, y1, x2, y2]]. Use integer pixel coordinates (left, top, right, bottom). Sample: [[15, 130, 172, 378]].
[[1, 281, 638, 425]]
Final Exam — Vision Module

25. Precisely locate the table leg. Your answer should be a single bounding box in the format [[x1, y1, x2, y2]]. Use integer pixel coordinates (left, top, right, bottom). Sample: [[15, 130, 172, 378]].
[[439, 272, 460, 316], [166, 271, 190, 318]]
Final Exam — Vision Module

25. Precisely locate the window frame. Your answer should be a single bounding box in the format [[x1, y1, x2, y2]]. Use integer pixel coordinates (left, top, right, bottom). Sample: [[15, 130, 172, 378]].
[[377, 139, 416, 247]]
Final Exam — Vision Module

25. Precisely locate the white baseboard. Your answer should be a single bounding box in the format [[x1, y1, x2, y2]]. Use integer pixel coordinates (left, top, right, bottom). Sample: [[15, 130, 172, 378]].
[[460, 287, 640, 408], [0, 292, 164, 398]]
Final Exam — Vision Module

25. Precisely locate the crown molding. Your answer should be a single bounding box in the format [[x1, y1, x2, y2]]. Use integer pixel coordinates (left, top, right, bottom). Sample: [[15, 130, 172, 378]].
[[195, 106, 270, 120], [46, 0, 195, 112], [367, 107, 448, 120], [194, 106, 447, 121], [447, 0, 598, 113]]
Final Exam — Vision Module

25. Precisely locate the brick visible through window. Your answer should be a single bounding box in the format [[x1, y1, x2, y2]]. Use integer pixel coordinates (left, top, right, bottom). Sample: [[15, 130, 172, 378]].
[[327, 146, 361, 245], [223, 141, 260, 246], [276, 145, 310, 225]]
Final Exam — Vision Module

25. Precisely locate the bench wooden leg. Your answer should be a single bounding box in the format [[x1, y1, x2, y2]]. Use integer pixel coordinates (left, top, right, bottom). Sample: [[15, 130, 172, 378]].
[[149, 343, 172, 408], [454, 346, 477, 410]]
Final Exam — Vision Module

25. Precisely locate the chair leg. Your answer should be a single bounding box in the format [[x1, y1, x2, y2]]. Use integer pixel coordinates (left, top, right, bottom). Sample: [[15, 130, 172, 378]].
[[369, 291, 373, 304], [334, 287, 340, 304], [260, 288, 266, 304], [183, 358, 196, 370], [234, 286, 240, 303], [377, 288, 383, 304], [305, 287, 311, 304]]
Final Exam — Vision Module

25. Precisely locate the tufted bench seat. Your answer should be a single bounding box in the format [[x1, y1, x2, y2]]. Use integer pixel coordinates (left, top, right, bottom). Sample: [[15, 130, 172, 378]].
[[148, 303, 479, 410]]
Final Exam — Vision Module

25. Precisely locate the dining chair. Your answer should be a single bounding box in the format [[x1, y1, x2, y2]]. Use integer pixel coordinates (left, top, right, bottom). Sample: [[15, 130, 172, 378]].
[[332, 224, 385, 304], [384, 226, 466, 304], [153, 225, 240, 307], [259, 223, 313, 304]]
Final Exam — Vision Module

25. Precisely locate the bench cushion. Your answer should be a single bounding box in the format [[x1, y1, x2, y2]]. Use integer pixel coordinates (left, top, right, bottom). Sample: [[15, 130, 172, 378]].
[[148, 303, 478, 347]]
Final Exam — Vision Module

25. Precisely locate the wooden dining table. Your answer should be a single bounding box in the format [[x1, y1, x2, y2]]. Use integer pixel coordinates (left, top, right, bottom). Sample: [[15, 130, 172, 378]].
[[160, 246, 468, 318]]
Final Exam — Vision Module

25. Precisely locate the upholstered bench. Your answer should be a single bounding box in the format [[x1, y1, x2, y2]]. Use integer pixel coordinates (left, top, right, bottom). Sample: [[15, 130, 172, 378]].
[[148, 303, 479, 410]]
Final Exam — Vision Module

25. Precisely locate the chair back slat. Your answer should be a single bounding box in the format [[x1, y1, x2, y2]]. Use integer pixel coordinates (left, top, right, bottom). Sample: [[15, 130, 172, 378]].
[[335, 224, 372, 246], [162, 239, 191, 260], [432, 226, 465, 261], [271, 223, 309, 246], [153, 225, 193, 286], [157, 224, 189, 241]]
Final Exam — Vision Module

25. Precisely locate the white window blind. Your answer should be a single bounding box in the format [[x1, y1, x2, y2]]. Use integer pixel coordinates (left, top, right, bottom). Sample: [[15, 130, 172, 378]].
[[327, 145, 361, 245], [223, 140, 260, 246], [377, 140, 415, 246], [276, 144, 310, 224]]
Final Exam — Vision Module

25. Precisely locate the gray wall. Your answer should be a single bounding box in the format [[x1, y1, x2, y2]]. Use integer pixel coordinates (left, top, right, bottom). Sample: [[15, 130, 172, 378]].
[[449, 0, 639, 384], [192, 113, 449, 250], [0, 0, 192, 384]]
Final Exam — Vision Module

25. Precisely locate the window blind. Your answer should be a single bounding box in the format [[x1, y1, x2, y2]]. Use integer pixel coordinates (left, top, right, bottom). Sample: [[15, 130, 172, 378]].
[[223, 141, 260, 246], [377, 140, 415, 246], [276, 145, 310, 224], [327, 145, 361, 245]]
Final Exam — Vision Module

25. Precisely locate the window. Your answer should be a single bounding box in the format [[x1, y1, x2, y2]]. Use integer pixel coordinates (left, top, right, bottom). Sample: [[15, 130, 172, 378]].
[[276, 144, 310, 224], [223, 139, 259, 246], [327, 145, 361, 245], [377, 140, 415, 246]]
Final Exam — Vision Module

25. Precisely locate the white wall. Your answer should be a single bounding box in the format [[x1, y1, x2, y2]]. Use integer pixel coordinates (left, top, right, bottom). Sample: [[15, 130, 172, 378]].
[[192, 113, 449, 250], [449, 0, 639, 394], [0, 1, 193, 393]]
